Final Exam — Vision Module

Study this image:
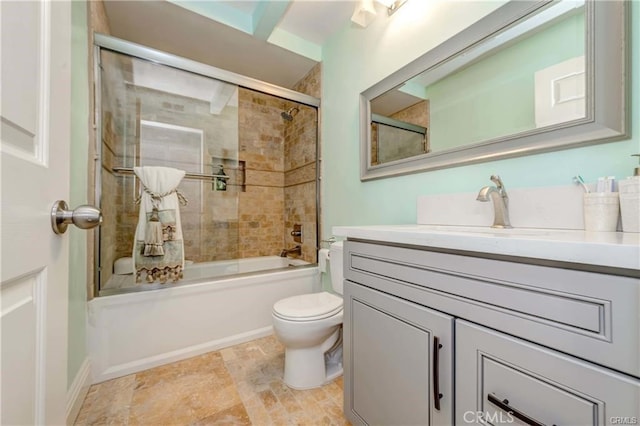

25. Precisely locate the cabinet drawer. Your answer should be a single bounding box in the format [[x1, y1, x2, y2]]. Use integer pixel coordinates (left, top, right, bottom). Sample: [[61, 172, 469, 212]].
[[456, 320, 640, 425], [344, 240, 640, 376]]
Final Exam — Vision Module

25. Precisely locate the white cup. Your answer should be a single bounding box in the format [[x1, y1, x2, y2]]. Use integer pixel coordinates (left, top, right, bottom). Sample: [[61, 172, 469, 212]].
[[618, 178, 640, 232], [583, 193, 620, 232]]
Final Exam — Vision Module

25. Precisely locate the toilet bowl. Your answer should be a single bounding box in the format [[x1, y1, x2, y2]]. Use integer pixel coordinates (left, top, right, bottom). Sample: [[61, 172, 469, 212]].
[[272, 241, 344, 389]]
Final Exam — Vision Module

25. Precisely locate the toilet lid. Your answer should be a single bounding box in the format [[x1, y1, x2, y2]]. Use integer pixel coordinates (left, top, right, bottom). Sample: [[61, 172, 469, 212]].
[[273, 292, 343, 321]]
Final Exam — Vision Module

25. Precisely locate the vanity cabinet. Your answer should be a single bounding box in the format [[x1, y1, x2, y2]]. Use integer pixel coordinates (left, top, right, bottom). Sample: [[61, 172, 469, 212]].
[[342, 240, 640, 425], [456, 320, 640, 426], [345, 282, 454, 425]]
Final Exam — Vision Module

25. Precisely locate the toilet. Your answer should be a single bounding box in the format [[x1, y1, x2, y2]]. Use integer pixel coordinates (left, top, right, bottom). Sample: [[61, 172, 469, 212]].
[[272, 241, 344, 390]]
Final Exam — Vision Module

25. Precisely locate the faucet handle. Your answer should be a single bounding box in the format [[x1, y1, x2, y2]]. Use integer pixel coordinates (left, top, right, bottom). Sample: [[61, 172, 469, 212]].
[[490, 175, 505, 189]]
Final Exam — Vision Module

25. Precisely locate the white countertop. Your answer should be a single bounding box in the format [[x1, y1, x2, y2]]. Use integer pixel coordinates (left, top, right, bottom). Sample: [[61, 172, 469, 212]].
[[332, 225, 640, 271]]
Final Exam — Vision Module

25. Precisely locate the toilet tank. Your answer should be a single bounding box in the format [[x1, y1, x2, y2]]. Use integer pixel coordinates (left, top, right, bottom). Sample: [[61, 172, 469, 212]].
[[329, 241, 344, 295]]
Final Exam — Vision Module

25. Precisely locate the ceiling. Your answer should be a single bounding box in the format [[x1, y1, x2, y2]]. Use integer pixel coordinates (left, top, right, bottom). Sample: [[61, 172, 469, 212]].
[[102, 0, 363, 90]]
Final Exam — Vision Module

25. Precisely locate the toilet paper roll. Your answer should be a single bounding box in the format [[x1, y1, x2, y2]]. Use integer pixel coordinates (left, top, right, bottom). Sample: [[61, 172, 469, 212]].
[[318, 249, 330, 273]]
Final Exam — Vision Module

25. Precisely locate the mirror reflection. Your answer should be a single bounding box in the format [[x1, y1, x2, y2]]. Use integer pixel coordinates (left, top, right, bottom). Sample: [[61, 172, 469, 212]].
[[371, 112, 428, 165], [370, 0, 586, 165]]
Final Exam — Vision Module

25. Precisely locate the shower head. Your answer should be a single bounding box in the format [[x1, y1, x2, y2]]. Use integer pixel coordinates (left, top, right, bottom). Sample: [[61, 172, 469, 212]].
[[281, 107, 299, 121]]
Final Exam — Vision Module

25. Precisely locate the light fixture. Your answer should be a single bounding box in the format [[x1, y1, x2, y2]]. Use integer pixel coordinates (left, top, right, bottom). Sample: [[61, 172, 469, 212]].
[[351, 0, 376, 28], [350, 0, 409, 28], [375, 0, 408, 15]]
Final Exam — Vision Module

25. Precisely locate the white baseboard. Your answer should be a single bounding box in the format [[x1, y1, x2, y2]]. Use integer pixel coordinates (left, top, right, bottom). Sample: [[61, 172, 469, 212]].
[[66, 358, 91, 426]]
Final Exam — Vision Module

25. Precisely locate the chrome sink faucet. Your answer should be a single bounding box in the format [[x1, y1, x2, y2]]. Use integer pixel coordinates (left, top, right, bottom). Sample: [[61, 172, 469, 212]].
[[476, 175, 512, 229]]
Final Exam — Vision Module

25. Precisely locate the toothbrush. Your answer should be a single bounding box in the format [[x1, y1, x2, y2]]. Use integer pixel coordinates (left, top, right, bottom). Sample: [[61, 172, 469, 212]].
[[606, 176, 616, 192], [573, 175, 590, 193]]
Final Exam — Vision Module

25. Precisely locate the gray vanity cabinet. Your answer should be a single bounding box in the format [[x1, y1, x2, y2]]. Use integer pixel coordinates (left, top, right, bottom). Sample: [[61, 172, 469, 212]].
[[456, 320, 640, 425], [343, 239, 640, 425], [344, 281, 454, 425]]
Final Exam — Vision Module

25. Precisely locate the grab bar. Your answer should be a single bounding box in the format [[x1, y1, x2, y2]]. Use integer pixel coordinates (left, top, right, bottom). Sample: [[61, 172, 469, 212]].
[[112, 167, 240, 183]]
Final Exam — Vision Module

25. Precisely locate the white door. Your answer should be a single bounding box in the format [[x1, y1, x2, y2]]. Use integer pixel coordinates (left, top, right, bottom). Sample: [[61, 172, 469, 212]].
[[1, 1, 71, 424]]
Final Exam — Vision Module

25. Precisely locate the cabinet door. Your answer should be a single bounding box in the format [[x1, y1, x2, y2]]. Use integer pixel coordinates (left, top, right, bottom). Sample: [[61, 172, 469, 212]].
[[344, 281, 454, 425], [456, 320, 640, 425]]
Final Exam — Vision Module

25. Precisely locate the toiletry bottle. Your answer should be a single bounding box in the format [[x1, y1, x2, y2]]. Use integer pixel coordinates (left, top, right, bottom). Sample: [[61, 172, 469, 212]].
[[618, 154, 640, 232], [215, 165, 228, 191]]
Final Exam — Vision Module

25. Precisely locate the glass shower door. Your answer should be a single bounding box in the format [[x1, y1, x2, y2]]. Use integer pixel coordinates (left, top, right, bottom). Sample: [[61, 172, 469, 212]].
[[98, 50, 241, 294]]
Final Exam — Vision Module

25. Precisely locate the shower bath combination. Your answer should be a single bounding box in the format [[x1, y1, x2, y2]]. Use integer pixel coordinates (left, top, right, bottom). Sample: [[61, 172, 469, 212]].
[[281, 107, 300, 121], [95, 39, 319, 296], [89, 32, 321, 390]]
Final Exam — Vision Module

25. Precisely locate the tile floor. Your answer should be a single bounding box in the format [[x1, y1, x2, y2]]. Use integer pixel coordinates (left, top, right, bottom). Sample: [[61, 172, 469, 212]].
[[74, 335, 349, 425]]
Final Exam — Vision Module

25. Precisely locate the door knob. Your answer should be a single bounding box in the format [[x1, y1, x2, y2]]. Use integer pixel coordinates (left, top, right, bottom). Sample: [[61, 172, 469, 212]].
[[51, 200, 103, 235]]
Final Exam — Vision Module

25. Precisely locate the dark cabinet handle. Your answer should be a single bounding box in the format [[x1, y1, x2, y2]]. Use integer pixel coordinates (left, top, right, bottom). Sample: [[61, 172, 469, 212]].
[[433, 336, 443, 411], [487, 393, 552, 426]]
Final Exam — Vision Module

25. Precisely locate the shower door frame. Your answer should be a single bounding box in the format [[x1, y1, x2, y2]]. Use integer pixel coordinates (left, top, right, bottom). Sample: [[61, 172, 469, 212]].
[[93, 34, 321, 296]]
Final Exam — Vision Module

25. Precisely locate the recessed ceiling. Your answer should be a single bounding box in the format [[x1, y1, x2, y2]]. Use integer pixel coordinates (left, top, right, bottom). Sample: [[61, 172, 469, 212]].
[[218, 1, 261, 15], [277, 1, 357, 45], [102, 0, 362, 90]]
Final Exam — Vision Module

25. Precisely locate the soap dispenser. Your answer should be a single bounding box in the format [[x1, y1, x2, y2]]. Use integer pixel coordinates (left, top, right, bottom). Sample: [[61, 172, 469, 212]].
[[214, 164, 228, 191], [618, 154, 640, 232]]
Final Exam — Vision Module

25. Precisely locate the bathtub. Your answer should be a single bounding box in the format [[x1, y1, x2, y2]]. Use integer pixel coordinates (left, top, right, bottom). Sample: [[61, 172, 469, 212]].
[[184, 256, 309, 280], [88, 257, 319, 383], [101, 256, 310, 295]]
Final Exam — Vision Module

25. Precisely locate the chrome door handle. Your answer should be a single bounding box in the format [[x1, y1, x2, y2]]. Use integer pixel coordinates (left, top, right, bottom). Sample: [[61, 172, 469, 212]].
[[51, 200, 103, 235]]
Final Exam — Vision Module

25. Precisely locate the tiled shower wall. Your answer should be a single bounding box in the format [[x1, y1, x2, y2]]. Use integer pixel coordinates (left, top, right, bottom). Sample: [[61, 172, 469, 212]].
[[131, 86, 240, 264], [285, 63, 321, 262], [100, 62, 320, 285], [237, 89, 286, 259], [391, 100, 429, 128], [99, 50, 130, 287], [87, 0, 113, 296], [391, 100, 430, 152], [235, 61, 320, 262], [100, 112, 120, 287]]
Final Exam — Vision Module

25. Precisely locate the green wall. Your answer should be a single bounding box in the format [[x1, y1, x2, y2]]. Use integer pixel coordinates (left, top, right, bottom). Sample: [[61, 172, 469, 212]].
[[320, 1, 639, 233], [68, 0, 89, 389], [426, 11, 584, 151]]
